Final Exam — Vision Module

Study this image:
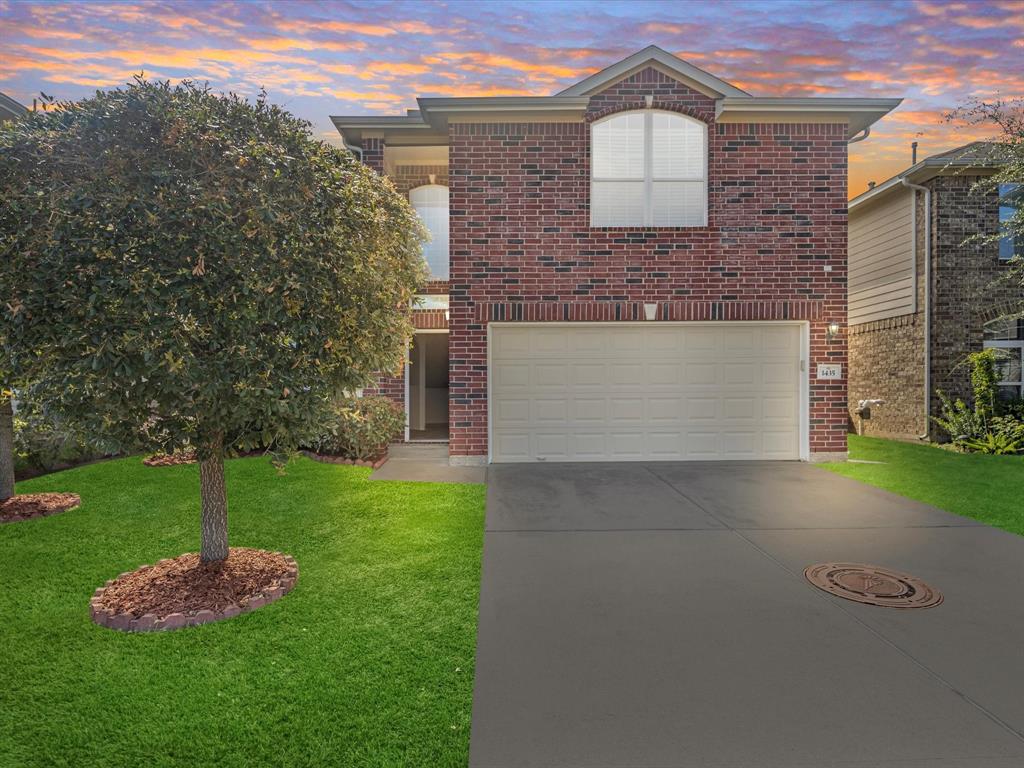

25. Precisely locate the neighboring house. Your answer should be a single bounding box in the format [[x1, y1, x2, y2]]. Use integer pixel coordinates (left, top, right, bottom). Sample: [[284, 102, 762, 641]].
[[0, 91, 28, 123], [333, 46, 901, 464], [848, 142, 1023, 439]]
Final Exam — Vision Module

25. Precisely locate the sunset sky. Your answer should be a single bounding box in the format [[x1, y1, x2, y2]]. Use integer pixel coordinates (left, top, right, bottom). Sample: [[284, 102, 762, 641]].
[[1, 0, 1022, 197]]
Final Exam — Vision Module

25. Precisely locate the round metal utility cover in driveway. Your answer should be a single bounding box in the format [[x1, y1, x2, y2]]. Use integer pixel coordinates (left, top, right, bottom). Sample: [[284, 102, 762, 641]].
[[804, 563, 943, 609]]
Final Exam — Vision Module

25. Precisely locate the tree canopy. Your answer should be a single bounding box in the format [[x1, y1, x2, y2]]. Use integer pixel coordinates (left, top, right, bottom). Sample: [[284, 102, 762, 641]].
[[0, 78, 425, 457], [0, 79, 426, 558]]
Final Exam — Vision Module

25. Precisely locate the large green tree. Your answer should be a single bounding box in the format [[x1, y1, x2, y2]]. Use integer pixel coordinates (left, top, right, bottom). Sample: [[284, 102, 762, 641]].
[[0, 80, 425, 560], [947, 98, 1024, 278]]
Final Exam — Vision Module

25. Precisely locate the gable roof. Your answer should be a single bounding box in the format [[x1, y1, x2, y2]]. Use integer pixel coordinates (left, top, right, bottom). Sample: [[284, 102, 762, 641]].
[[849, 141, 1006, 212], [556, 45, 750, 99], [332, 46, 902, 146], [0, 91, 28, 121]]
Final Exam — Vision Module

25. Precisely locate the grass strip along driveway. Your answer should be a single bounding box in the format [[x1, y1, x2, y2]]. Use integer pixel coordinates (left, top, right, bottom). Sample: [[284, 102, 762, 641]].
[[823, 434, 1024, 536], [0, 456, 485, 768]]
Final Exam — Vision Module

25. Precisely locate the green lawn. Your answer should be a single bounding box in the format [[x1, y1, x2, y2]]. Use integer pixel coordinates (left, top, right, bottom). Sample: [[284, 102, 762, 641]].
[[822, 435, 1024, 536], [0, 456, 486, 768]]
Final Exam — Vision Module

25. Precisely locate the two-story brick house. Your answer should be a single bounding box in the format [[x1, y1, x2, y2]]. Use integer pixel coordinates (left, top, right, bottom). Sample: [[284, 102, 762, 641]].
[[847, 142, 1023, 439], [333, 46, 901, 464]]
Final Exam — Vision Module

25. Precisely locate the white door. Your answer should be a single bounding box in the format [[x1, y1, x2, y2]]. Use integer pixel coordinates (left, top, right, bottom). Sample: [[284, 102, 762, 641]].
[[490, 323, 804, 462]]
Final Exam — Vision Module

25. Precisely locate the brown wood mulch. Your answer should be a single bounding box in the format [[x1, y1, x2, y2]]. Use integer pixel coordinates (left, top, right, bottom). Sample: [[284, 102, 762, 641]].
[[0, 492, 81, 523], [302, 450, 388, 469], [142, 450, 198, 467], [91, 547, 298, 632]]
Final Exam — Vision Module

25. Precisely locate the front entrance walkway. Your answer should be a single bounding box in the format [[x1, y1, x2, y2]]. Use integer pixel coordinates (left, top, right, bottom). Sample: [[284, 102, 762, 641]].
[[470, 462, 1024, 767], [368, 443, 485, 484]]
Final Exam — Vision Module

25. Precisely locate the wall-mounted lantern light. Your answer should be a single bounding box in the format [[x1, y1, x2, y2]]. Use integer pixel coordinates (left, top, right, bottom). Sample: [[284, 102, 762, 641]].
[[827, 321, 841, 340]]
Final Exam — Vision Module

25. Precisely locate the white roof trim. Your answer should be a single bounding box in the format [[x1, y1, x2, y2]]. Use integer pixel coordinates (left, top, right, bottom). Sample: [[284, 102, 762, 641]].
[[556, 45, 749, 99], [716, 97, 902, 139], [0, 91, 28, 121], [849, 152, 999, 212]]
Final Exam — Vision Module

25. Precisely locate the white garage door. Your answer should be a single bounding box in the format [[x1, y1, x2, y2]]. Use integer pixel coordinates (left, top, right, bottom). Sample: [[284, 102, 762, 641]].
[[490, 323, 804, 462]]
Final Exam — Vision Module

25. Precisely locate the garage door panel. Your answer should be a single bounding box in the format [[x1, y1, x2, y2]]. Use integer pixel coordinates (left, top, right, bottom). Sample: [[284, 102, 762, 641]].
[[609, 364, 645, 387], [490, 325, 803, 462], [534, 398, 568, 423], [686, 397, 718, 420], [535, 432, 569, 459], [722, 327, 757, 353], [532, 329, 568, 355], [533, 363, 568, 389], [495, 398, 531, 427], [685, 363, 718, 386], [722, 397, 756, 421], [763, 396, 797, 421], [572, 432, 607, 458], [571, 363, 607, 388], [648, 362, 682, 386], [609, 397, 644, 423], [684, 431, 721, 459], [648, 432, 684, 458], [723, 363, 756, 386], [763, 361, 797, 386], [651, 397, 685, 422], [608, 432, 644, 458]]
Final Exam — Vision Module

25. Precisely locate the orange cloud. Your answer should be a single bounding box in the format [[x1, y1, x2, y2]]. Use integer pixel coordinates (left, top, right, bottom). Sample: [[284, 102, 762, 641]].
[[783, 54, 845, 67], [428, 51, 582, 79], [275, 18, 397, 37]]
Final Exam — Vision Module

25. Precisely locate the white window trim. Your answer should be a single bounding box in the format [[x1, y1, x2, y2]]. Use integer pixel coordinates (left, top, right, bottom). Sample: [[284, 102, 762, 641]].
[[590, 109, 708, 228], [984, 338, 1024, 398]]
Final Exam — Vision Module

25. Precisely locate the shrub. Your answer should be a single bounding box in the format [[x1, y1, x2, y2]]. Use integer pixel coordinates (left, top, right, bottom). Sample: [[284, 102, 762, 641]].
[[932, 391, 983, 443], [998, 396, 1024, 420], [13, 400, 117, 478], [991, 415, 1024, 446], [313, 397, 405, 460], [968, 349, 1000, 422], [958, 429, 1023, 455]]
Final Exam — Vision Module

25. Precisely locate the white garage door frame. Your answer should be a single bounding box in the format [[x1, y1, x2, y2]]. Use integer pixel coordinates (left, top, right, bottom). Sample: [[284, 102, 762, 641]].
[[486, 321, 811, 463]]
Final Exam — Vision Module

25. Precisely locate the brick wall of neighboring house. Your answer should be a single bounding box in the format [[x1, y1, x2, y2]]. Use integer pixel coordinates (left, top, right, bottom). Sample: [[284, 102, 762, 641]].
[[929, 174, 1022, 431], [445, 67, 850, 459], [847, 191, 927, 439], [847, 174, 1023, 441]]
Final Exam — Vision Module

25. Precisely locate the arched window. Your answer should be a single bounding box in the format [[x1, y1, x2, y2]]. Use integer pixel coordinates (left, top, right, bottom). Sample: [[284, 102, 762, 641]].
[[409, 184, 449, 280], [590, 110, 707, 227]]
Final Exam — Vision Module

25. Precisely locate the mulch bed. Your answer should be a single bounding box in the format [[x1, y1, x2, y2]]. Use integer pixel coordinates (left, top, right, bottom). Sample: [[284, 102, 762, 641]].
[[302, 450, 388, 470], [0, 492, 81, 523], [91, 547, 298, 632], [142, 450, 198, 467]]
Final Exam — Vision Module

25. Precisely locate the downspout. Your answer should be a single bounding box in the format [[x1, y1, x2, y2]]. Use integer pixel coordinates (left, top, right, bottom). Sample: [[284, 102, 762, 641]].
[[901, 176, 932, 440]]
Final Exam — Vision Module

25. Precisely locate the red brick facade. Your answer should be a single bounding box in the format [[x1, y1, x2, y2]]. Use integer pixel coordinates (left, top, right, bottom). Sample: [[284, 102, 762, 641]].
[[363, 67, 851, 459], [446, 69, 848, 458]]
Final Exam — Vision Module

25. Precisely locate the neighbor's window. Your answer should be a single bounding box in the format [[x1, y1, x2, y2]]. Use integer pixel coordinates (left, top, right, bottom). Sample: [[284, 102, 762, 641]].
[[590, 110, 707, 227], [409, 184, 449, 280], [984, 317, 1024, 401], [999, 183, 1021, 261]]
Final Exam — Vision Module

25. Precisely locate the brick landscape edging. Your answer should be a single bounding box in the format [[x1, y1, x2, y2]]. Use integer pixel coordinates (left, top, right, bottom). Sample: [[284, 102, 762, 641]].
[[301, 451, 389, 470], [90, 553, 299, 632]]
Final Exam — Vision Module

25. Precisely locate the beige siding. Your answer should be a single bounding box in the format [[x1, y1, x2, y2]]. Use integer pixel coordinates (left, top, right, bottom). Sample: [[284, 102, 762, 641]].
[[849, 188, 915, 325]]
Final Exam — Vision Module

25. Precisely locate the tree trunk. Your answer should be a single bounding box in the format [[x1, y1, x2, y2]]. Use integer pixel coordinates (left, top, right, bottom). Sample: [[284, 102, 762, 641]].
[[199, 435, 229, 563], [0, 396, 15, 502]]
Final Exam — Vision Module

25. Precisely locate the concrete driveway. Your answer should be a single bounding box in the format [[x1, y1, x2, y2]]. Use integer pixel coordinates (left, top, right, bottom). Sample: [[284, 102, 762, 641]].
[[469, 462, 1024, 768]]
